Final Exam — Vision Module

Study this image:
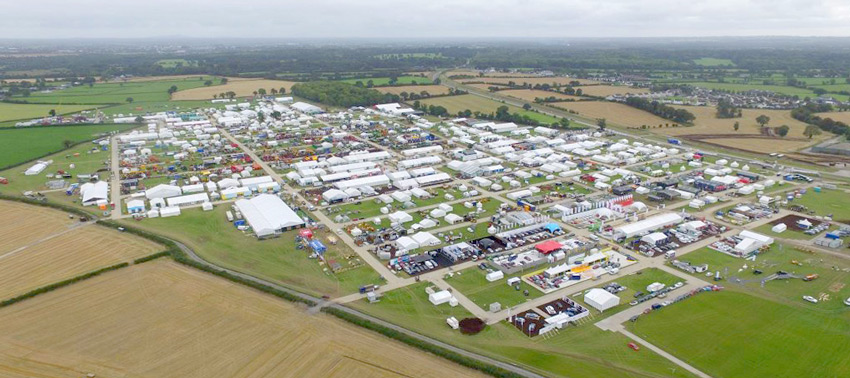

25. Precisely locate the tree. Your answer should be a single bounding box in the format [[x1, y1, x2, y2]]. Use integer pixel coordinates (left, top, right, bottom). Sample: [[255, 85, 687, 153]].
[[597, 118, 607, 130], [433, 78, 441, 85], [213, 94, 218, 99], [134, 116, 144, 123], [756, 114, 770, 127], [366, 80, 374, 88], [220, 78, 228, 85], [258, 112, 265, 122], [803, 125, 822, 139], [733, 121, 740, 131], [258, 88, 267, 96], [167, 85, 178, 95], [252, 91, 258, 97], [575, 88, 583, 96], [63, 140, 74, 148], [126, 97, 134, 103], [279, 87, 286, 95], [204, 80, 213, 86], [559, 118, 571, 128], [522, 103, 532, 110], [226, 91, 236, 99], [270, 88, 278, 95], [48, 109, 56, 117], [776, 125, 790, 137], [271, 110, 281, 120]]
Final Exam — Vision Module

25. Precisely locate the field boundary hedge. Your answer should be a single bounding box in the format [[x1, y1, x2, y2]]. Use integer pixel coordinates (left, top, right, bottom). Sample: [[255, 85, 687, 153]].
[[0, 262, 129, 308], [321, 307, 525, 378], [0, 193, 96, 218]]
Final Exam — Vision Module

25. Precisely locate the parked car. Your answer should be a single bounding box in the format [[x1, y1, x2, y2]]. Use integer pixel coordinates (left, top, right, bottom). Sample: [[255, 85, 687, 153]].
[[803, 295, 818, 304], [628, 342, 640, 351]]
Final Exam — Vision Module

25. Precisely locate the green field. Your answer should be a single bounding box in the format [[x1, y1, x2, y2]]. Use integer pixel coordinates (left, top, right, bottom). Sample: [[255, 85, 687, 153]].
[[0, 124, 135, 169], [349, 283, 695, 378], [693, 58, 736, 67], [444, 267, 543, 308], [628, 291, 850, 378], [0, 103, 95, 124], [676, 243, 850, 311], [790, 189, 850, 222], [339, 75, 433, 86], [419, 94, 560, 124], [98, 100, 222, 117], [16, 76, 217, 104], [118, 206, 383, 297]]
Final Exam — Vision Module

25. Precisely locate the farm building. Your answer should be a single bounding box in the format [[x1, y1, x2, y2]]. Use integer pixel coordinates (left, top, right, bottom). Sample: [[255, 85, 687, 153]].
[[234, 194, 305, 238], [584, 288, 620, 312], [612, 212, 683, 239]]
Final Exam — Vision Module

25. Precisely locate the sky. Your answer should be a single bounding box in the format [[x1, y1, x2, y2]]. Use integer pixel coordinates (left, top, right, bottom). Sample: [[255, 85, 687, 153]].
[[4, 0, 850, 39]]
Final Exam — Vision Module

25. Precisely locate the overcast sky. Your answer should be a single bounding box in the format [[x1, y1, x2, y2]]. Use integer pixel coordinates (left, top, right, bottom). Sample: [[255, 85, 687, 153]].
[[5, 0, 850, 39]]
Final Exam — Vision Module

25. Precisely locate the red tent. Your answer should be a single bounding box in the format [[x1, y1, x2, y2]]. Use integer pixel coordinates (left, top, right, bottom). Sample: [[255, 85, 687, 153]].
[[299, 229, 314, 239], [535, 240, 563, 255]]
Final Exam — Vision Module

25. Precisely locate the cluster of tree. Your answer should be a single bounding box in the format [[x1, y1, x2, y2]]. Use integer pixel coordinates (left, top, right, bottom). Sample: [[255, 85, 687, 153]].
[[623, 97, 695, 124], [715, 99, 742, 118], [791, 103, 846, 139], [650, 83, 695, 94], [291, 81, 399, 107]]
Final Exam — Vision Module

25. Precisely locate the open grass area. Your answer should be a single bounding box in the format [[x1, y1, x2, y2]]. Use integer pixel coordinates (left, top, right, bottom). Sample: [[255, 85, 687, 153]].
[[0, 103, 95, 124], [790, 189, 850, 222], [753, 222, 827, 241], [627, 291, 850, 378], [17, 76, 216, 104], [676, 243, 850, 311], [118, 206, 382, 297], [419, 94, 559, 124], [499, 89, 585, 102], [0, 260, 483, 378], [0, 142, 111, 196], [339, 75, 433, 86], [0, 123, 134, 169], [350, 283, 695, 378], [692, 58, 736, 66], [444, 266, 543, 308]]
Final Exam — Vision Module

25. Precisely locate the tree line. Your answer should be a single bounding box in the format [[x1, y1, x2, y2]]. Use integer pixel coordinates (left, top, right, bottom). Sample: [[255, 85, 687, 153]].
[[291, 81, 399, 107], [791, 103, 846, 139], [622, 97, 695, 124]]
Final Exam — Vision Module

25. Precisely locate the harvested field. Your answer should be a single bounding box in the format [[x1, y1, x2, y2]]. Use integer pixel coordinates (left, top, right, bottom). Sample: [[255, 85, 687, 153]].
[[0, 260, 485, 378], [377, 84, 451, 96], [575, 85, 648, 97], [815, 111, 850, 124], [0, 201, 74, 253], [460, 77, 600, 86], [0, 204, 162, 299], [695, 137, 814, 153], [551, 101, 669, 128], [499, 89, 585, 102], [171, 78, 297, 100], [665, 106, 816, 138], [465, 83, 509, 91]]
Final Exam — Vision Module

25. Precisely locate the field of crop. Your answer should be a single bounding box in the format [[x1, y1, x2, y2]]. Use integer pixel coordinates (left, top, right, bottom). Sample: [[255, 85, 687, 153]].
[[628, 291, 850, 378], [20, 77, 216, 104], [376, 84, 451, 96], [576, 85, 649, 97], [419, 94, 559, 124], [0, 123, 135, 169], [0, 103, 95, 124], [0, 201, 163, 299], [814, 111, 850, 124], [0, 260, 484, 378], [551, 101, 669, 128], [460, 77, 600, 86], [499, 89, 585, 102], [692, 58, 736, 66], [350, 283, 693, 378], [118, 206, 382, 297], [171, 78, 296, 100], [663, 106, 813, 137], [339, 75, 433, 86]]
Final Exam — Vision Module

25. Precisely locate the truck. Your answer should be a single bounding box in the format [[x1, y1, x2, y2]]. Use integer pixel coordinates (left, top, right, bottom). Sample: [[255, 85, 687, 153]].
[[803, 274, 819, 281]]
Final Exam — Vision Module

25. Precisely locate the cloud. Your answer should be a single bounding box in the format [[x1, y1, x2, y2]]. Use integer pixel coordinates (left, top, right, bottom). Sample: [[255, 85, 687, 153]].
[[3, 0, 849, 39]]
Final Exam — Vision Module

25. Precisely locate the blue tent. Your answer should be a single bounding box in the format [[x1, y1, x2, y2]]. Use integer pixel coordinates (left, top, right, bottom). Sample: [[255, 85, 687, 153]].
[[309, 240, 327, 254], [544, 223, 562, 233]]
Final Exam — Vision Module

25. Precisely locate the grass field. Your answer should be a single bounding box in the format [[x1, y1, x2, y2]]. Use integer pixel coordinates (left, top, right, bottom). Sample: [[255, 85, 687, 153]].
[[0, 260, 484, 378], [575, 85, 649, 97], [444, 267, 543, 308], [692, 58, 736, 66], [0, 201, 163, 299], [664, 106, 814, 138], [339, 76, 433, 86], [376, 84, 451, 96], [19, 76, 216, 104], [350, 283, 695, 378], [459, 77, 600, 86], [0, 123, 134, 169], [788, 189, 850, 221], [118, 206, 382, 297], [419, 94, 559, 124], [0, 141, 112, 197], [550, 100, 669, 128], [499, 89, 585, 102], [171, 78, 297, 100], [575, 268, 683, 317], [0, 103, 95, 124], [628, 291, 850, 378]]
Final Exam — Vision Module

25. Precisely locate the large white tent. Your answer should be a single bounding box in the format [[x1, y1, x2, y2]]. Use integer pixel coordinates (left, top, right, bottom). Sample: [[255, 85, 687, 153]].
[[584, 288, 620, 312], [145, 184, 182, 199], [80, 181, 108, 206], [235, 194, 305, 238]]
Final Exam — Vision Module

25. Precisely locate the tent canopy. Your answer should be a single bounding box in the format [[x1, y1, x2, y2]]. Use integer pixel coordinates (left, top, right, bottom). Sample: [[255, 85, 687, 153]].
[[536, 240, 563, 254]]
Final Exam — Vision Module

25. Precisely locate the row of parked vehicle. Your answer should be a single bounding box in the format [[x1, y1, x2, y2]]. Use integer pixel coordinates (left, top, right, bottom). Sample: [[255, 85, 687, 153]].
[[629, 281, 684, 306]]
